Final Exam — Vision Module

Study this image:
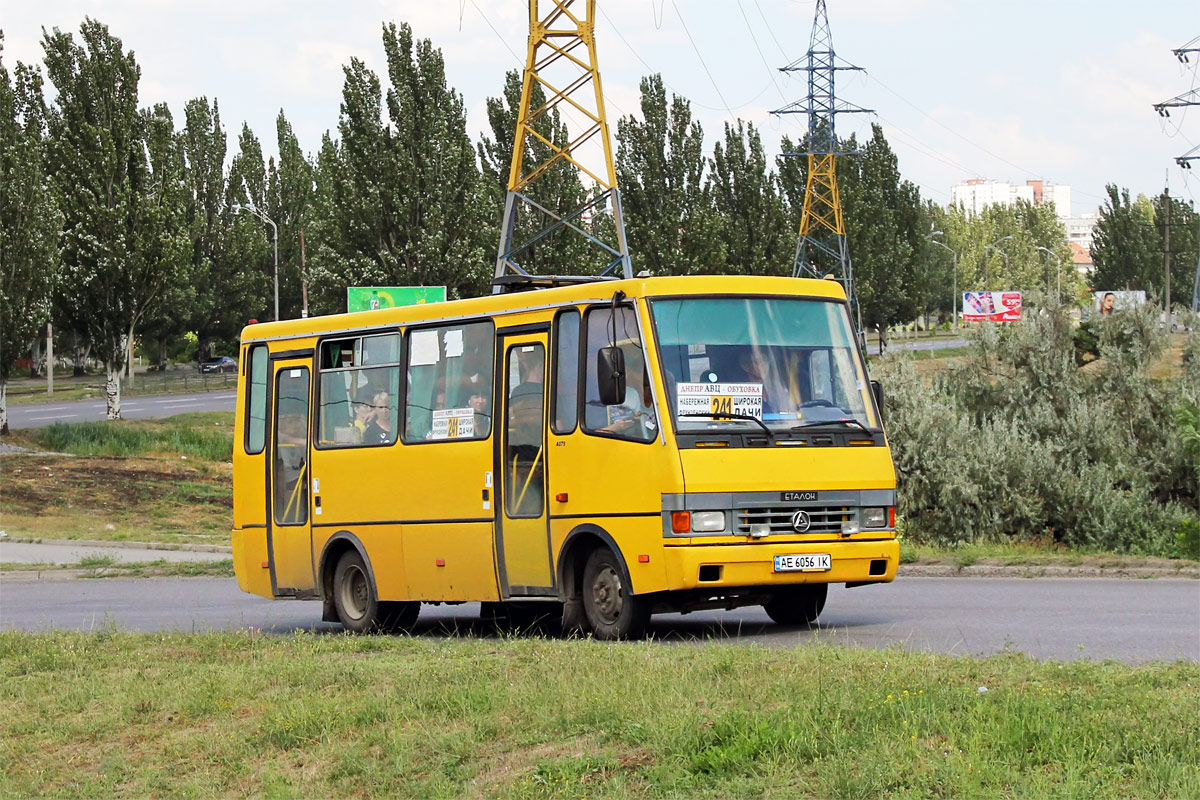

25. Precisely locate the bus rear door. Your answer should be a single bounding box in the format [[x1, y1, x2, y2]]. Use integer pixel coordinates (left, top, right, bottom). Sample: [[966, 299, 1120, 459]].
[[268, 356, 317, 596], [496, 331, 554, 594]]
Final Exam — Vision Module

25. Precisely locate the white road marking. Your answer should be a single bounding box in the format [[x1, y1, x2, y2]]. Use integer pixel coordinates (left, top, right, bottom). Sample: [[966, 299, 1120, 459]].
[[27, 414, 80, 421]]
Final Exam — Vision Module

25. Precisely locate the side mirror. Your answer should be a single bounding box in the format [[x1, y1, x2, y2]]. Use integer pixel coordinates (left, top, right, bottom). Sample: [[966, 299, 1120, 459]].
[[596, 346, 626, 406], [870, 380, 884, 421]]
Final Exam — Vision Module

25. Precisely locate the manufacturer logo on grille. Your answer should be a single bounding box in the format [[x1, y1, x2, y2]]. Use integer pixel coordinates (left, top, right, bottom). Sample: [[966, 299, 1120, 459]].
[[791, 510, 812, 533], [782, 491, 818, 502]]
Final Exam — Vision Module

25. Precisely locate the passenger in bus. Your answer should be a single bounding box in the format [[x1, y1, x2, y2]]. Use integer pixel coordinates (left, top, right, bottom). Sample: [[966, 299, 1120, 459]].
[[362, 390, 395, 444], [596, 349, 656, 439], [738, 347, 791, 414], [469, 388, 491, 437], [350, 398, 374, 442]]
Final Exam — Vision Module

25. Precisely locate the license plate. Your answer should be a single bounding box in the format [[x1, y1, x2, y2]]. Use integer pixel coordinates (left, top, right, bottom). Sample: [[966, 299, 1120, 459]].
[[774, 553, 831, 572]]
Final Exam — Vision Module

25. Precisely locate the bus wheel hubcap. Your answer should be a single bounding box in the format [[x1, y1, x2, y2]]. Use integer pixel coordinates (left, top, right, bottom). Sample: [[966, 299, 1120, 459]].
[[342, 566, 368, 620], [592, 566, 623, 623]]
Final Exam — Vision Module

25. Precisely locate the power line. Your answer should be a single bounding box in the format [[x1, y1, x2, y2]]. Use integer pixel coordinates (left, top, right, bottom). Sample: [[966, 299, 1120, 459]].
[[595, 4, 773, 115], [737, 0, 788, 102], [754, 0, 792, 61], [669, 0, 733, 117]]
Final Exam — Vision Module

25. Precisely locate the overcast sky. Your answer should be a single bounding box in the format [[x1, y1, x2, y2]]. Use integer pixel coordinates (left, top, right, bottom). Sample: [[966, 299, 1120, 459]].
[[3, 1, 1199, 217]]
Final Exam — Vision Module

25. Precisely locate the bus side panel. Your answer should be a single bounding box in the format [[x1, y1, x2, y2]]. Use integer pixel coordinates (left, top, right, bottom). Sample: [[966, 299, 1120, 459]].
[[233, 342, 271, 599], [402, 523, 501, 602], [547, 433, 680, 595], [337, 525, 406, 599], [392, 439, 497, 600], [310, 440, 497, 602]]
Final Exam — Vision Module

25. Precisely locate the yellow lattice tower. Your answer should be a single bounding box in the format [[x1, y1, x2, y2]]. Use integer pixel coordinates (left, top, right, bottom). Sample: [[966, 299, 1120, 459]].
[[798, 153, 847, 242], [494, 0, 631, 291], [772, 0, 870, 328]]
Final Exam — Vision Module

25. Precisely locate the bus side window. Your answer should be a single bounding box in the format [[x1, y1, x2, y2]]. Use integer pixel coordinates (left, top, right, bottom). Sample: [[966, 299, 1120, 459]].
[[404, 321, 494, 442], [582, 306, 656, 443], [552, 310, 580, 434], [316, 333, 400, 448], [274, 367, 310, 526], [245, 345, 268, 455]]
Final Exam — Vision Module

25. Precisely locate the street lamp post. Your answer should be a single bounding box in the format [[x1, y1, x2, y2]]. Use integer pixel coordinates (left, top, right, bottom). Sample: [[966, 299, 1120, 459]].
[[1036, 245, 1063, 305], [983, 235, 1013, 291], [233, 203, 279, 322], [927, 230, 960, 330]]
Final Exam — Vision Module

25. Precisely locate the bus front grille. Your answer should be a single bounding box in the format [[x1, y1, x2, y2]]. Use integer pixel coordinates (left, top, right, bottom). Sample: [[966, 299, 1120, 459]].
[[735, 506, 852, 535]]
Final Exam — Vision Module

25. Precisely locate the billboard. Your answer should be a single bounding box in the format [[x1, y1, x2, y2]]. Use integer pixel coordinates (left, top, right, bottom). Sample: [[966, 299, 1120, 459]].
[[962, 291, 1022, 322], [347, 286, 446, 312], [1093, 290, 1146, 316]]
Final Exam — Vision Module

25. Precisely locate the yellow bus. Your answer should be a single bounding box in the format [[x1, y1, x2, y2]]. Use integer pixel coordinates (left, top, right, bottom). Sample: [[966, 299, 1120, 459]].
[[231, 275, 899, 639]]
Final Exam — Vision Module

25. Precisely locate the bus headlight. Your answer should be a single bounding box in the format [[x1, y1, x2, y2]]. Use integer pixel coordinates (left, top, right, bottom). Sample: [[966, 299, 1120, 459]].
[[863, 507, 887, 528], [691, 511, 727, 532]]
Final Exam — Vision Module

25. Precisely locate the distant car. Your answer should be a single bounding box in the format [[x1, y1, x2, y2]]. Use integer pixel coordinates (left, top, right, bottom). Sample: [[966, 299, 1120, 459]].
[[199, 356, 238, 374]]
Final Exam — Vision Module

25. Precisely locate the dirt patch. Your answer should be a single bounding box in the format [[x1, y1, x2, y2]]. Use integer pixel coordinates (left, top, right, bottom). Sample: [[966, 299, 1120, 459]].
[[0, 455, 231, 514], [0, 454, 232, 544]]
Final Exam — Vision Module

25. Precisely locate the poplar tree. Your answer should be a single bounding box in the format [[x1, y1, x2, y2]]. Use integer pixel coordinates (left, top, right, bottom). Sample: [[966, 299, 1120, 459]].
[[616, 74, 723, 275], [135, 102, 193, 373], [267, 110, 313, 319], [0, 34, 61, 433], [43, 19, 180, 419], [225, 122, 273, 333], [836, 124, 924, 343], [308, 22, 491, 311], [1090, 186, 1161, 298], [708, 120, 789, 275]]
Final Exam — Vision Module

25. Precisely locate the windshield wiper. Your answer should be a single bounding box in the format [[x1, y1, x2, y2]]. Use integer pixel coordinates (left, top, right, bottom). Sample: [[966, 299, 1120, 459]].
[[680, 412, 774, 441], [791, 418, 876, 436]]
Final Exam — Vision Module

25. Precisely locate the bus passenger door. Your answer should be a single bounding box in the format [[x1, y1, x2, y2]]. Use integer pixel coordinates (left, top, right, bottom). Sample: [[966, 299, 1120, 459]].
[[268, 358, 317, 596], [496, 333, 553, 594]]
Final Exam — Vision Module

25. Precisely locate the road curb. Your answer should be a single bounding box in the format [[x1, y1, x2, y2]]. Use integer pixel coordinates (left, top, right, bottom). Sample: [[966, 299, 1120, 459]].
[[899, 563, 1199, 579]]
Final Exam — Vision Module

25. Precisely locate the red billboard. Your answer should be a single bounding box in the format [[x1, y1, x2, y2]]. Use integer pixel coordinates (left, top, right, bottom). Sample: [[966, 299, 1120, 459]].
[[962, 291, 1022, 322]]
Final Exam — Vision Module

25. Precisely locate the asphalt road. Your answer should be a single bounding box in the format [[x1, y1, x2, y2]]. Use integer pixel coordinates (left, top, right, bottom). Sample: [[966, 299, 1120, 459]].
[[5, 391, 236, 429], [2, 576, 1195, 663]]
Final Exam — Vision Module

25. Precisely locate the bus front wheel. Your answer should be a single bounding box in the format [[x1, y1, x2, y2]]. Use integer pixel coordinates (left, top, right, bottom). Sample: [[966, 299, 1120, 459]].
[[763, 583, 828, 626], [582, 548, 649, 640], [333, 550, 418, 634]]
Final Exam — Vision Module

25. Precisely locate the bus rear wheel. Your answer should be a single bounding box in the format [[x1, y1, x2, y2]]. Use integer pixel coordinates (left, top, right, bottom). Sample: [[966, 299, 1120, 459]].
[[763, 583, 828, 626], [582, 548, 649, 640], [333, 550, 418, 634]]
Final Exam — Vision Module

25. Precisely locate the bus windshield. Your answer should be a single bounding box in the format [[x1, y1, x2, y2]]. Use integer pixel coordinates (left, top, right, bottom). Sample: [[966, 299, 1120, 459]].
[[650, 296, 879, 433]]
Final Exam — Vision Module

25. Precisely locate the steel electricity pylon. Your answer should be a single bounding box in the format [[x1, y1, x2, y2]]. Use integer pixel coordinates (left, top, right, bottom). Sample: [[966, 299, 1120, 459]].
[[493, 0, 631, 292], [771, 0, 871, 323], [1153, 35, 1200, 309]]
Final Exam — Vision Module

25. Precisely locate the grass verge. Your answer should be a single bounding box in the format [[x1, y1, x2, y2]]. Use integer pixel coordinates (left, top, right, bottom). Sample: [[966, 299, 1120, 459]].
[[0, 413, 233, 545], [3, 412, 234, 461], [0, 633, 1195, 798], [0, 453, 231, 545]]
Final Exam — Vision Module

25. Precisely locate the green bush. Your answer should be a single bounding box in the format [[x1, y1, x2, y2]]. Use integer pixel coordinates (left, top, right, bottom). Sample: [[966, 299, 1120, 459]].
[[875, 303, 1200, 555]]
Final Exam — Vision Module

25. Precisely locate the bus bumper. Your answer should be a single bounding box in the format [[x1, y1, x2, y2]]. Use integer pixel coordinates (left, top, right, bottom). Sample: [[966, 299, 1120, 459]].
[[662, 538, 899, 590], [232, 527, 272, 599]]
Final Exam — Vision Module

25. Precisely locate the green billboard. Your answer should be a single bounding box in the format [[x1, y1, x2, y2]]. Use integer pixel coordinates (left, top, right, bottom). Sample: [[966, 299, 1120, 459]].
[[346, 286, 447, 313]]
